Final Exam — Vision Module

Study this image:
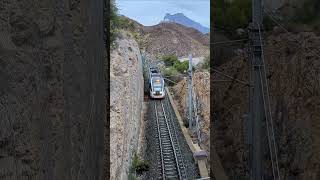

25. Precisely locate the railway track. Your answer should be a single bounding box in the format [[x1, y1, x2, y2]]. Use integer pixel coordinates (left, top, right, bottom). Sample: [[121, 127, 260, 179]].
[[154, 99, 187, 180]]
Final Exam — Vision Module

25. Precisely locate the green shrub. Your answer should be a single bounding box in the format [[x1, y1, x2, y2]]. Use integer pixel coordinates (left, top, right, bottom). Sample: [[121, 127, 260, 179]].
[[117, 16, 135, 30], [110, 0, 135, 47], [173, 60, 189, 73], [162, 55, 189, 73], [110, 0, 118, 46], [163, 67, 179, 77], [162, 55, 179, 66], [131, 153, 149, 175], [213, 0, 251, 31]]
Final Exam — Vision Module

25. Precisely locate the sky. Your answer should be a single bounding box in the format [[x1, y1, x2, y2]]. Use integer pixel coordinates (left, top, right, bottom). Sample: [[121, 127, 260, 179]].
[[116, 0, 210, 28]]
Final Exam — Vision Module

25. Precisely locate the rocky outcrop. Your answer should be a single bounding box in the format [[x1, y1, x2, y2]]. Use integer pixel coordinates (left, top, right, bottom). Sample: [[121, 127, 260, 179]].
[[110, 31, 144, 180]]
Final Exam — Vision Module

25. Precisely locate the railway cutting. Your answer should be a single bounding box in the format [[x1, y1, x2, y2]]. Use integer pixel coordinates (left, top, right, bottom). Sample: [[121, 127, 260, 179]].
[[143, 58, 200, 180]]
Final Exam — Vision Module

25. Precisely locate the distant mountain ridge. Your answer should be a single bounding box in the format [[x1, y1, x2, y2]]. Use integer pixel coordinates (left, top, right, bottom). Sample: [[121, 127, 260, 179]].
[[163, 13, 209, 34], [142, 22, 209, 57], [118, 16, 209, 57]]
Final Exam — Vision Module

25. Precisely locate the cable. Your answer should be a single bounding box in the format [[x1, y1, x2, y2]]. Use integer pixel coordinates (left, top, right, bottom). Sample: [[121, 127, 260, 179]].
[[259, 64, 276, 179], [164, 77, 179, 84], [211, 39, 249, 45], [212, 68, 249, 86], [258, 24, 281, 179], [163, 74, 187, 78], [264, 8, 320, 59]]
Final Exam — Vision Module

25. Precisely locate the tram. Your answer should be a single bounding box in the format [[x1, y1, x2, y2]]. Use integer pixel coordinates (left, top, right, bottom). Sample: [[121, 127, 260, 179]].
[[149, 66, 165, 99]]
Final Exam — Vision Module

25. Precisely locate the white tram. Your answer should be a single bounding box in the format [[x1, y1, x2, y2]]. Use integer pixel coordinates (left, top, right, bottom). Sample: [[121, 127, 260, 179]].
[[149, 66, 165, 99]]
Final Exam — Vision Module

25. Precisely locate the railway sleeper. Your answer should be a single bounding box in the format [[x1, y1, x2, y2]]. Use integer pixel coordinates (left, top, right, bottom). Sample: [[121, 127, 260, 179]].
[[164, 158, 175, 162], [165, 175, 179, 179], [165, 170, 178, 175]]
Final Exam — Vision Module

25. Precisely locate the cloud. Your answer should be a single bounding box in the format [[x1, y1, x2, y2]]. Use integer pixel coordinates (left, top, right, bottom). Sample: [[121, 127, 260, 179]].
[[117, 0, 210, 27]]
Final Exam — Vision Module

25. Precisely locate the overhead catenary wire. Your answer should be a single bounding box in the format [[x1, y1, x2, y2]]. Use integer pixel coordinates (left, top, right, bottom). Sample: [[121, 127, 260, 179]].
[[212, 4, 296, 179], [164, 77, 179, 84], [257, 25, 277, 179], [258, 25, 280, 180], [262, 13, 320, 175], [211, 39, 249, 45], [258, 24, 281, 179]]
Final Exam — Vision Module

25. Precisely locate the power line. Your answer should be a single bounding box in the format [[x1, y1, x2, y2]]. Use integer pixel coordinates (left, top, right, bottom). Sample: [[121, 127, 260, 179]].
[[212, 68, 249, 86], [164, 77, 179, 84], [264, 8, 320, 59], [257, 24, 281, 179], [211, 39, 249, 45]]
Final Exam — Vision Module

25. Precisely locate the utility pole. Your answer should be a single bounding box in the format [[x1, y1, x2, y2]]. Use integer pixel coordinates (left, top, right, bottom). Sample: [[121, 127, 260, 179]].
[[188, 54, 193, 129], [249, 0, 264, 179]]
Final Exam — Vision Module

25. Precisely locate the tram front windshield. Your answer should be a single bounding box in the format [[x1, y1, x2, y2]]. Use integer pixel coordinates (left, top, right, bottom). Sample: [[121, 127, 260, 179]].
[[153, 84, 162, 92]]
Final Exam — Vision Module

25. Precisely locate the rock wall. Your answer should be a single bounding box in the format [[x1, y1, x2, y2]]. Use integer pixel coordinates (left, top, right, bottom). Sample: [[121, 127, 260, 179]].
[[0, 0, 66, 178], [213, 31, 320, 179], [0, 0, 106, 179], [110, 32, 144, 180]]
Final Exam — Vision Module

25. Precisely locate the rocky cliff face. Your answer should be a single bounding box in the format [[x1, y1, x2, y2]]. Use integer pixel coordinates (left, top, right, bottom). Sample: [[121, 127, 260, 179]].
[[170, 71, 210, 157], [213, 30, 320, 179], [0, 0, 106, 179], [0, 0, 65, 178], [110, 32, 144, 180]]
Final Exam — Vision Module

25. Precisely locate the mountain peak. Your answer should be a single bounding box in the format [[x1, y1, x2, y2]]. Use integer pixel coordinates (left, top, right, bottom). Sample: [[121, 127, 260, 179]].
[[163, 13, 209, 34]]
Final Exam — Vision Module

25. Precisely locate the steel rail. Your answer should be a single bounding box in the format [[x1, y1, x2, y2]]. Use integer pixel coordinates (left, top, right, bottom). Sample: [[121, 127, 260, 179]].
[[163, 97, 187, 178], [161, 101, 183, 180], [155, 102, 166, 180], [154, 100, 184, 179]]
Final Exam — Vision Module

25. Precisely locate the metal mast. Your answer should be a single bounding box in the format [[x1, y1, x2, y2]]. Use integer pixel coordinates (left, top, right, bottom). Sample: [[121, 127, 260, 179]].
[[188, 54, 193, 129], [249, 0, 264, 179]]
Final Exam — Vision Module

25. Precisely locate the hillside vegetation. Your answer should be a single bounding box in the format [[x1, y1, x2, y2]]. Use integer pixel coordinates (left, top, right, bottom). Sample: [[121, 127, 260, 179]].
[[110, 0, 135, 46], [213, 0, 251, 31], [213, 0, 320, 34]]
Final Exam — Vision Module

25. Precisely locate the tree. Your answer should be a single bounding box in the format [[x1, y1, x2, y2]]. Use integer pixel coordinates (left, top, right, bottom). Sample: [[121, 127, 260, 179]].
[[110, 0, 118, 45], [213, 0, 251, 32], [162, 55, 179, 66], [173, 61, 189, 73]]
